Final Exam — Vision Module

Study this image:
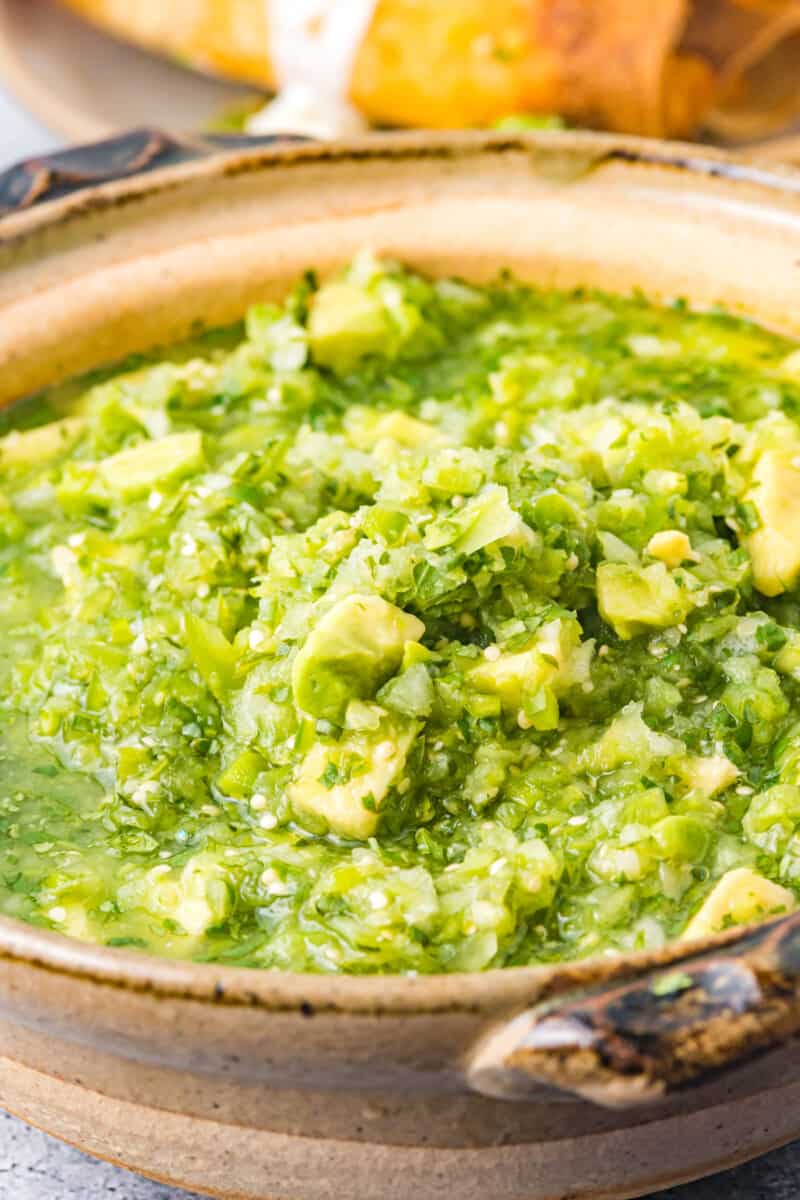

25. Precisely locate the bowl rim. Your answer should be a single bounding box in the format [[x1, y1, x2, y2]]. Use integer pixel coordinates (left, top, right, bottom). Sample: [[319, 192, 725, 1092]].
[[2, 127, 800, 1014], [6, 126, 800, 248]]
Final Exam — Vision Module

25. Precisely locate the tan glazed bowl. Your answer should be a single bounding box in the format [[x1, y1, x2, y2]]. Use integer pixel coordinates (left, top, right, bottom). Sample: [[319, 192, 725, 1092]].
[[5, 130, 800, 1200]]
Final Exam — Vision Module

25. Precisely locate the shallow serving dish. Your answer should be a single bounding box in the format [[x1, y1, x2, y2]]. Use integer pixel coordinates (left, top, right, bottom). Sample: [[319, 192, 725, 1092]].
[[4, 129, 800, 1200]]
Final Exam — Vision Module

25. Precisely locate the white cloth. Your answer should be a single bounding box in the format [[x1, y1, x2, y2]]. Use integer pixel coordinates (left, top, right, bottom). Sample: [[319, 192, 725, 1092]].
[[248, 0, 377, 139]]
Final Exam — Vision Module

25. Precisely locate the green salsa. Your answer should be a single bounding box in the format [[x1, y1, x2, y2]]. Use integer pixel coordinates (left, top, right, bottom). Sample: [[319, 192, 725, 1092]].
[[4, 253, 800, 972]]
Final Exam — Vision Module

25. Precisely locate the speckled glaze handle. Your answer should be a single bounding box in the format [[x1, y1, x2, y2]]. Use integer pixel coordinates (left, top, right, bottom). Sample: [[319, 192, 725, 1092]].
[[469, 911, 800, 1108], [0, 127, 306, 217]]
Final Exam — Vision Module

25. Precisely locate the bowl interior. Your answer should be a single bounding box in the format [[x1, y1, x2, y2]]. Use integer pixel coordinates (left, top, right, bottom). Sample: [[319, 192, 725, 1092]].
[[4, 131, 800, 406]]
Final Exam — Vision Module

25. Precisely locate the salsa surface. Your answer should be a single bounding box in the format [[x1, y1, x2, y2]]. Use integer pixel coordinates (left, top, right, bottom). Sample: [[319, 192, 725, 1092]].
[[3, 256, 800, 973]]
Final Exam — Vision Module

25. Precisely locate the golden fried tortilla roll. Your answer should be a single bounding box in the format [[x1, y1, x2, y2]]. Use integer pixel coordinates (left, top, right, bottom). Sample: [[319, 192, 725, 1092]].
[[352, 0, 708, 136], [55, 0, 800, 139]]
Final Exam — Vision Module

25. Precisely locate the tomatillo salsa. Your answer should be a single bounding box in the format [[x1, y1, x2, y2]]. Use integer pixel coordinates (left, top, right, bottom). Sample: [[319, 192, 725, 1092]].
[[2, 254, 800, 973]]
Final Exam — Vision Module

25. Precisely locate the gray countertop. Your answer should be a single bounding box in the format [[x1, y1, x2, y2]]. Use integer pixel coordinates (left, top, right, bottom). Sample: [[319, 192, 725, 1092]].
[[0, 81, 798, 1200]]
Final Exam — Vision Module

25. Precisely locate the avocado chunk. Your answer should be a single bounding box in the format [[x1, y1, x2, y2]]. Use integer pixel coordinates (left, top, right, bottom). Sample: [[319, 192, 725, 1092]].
[[291, 594, 425, 723], [597, 561, 692, 640], [679, 754, 739, 798], [46, 902, 94, 942], [346, 409, 449, 451], [308, 282, 392, 374], [681, 867, 796, 940], [0, 417, 85, 468], [184, 613, 237, 699], [97, 431, 205, 498], [593, 702, 682, 772], [289, 721, 417, 838], [745, 450, 800, 596], [453, 485, 532, 556], [118, 853, 231, 939], [171, 854, 232, 936], [470, 618, 590, 712]]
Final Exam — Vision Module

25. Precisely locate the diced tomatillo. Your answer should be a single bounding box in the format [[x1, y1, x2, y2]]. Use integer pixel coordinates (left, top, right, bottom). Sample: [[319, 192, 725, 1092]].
[[97, 431, 205, 498]]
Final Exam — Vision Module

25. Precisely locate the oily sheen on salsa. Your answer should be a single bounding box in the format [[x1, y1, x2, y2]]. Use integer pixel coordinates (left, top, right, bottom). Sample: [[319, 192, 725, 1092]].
[[2, 255, 800, 973]]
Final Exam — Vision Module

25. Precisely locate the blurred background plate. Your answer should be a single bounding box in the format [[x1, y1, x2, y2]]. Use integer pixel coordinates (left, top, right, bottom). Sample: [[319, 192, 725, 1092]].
[[5, 0, 800, 162], [0, 0, 256, 139]]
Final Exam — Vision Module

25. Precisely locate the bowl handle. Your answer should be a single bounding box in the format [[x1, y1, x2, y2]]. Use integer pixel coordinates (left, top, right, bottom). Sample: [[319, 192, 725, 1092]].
[[468, 909, 800, 1108], [0, 127, 307, 217]]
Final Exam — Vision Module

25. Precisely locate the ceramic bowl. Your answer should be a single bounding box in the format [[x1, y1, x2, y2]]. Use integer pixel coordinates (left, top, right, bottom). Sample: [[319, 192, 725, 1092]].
[[2, 130, 800, 1200]]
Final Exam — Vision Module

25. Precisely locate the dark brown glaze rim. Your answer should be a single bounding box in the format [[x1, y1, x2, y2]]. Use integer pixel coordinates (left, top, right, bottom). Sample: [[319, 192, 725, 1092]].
[[1, 129, 800, 1026], [0, 127, 308, 217]]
